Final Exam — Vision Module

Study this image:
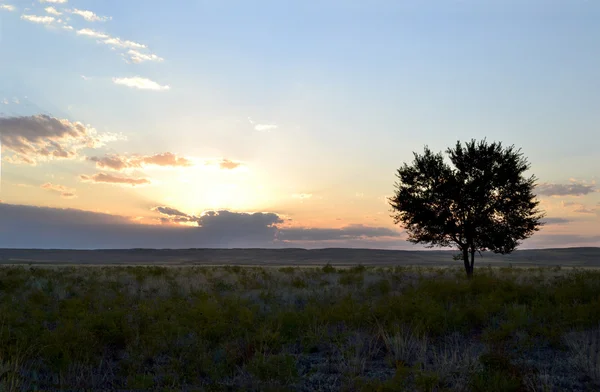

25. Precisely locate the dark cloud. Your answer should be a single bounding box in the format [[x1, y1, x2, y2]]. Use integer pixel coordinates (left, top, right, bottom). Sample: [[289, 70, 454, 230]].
[[153, 206, 191, 218], [154, 208, 282, 243], [0, 203, 407, 249], [153, 206, 201, 224], [0, 114, 120, 164], [521, 234, 600, 249], [536, 183, 595, 196], [542, 217, 572, 225], [87, 152, 193, 171], [80, 173, 150, 186], [279, 224, 402, 241]]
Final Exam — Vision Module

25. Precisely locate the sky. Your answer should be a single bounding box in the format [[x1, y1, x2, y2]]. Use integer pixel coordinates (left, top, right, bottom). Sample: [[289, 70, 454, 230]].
[[0, 0, 599, 249]]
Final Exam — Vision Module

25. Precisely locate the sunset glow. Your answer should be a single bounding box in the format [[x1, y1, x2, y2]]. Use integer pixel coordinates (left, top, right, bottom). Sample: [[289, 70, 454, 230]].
[[0, 0, 599, 249]]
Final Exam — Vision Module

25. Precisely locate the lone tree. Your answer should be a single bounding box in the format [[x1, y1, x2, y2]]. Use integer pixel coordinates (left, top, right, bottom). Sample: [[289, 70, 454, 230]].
[[388, 139, 545, 278]]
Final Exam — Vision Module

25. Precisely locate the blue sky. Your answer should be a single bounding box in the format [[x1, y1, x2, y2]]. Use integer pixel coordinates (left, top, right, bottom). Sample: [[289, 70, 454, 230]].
[[0, 0, 599, 249]]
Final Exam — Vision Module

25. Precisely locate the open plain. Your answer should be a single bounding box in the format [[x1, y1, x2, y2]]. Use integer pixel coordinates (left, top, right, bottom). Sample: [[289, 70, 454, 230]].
[[0, 247, 599, 391]]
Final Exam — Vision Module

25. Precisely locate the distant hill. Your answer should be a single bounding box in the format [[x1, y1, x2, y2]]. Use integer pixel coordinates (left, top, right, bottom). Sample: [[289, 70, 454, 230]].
[[0, 247, 599, 267]]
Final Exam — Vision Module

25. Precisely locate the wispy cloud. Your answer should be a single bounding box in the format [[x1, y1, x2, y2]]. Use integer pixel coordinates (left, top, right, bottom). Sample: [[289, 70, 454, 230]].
[[126, 50, 164, 64], [536, 182, 596, 197], [44, 6, 61, 15], [248, 117, 278, 132], [21, 14, 55, 24], [87, 153, 193, 171], [103, 37, 146, 50], [16, 6, 165, 66], [542, 217, 572, 225], [254, 124, 278, 132], [217, 159, 243, 170], [76, 28, 109, 39], [292, 193, 313, 199], [0, 4, 16, 11], [80, 173, 151, 186], [199, 158, 245, 171], [279, 224, 403, 241], [68, 8, 111, 22], [112, 77, 170, 91], [574, 208, 597, 214], [41, 182, 77, 198], [39, 0, 67, 3]]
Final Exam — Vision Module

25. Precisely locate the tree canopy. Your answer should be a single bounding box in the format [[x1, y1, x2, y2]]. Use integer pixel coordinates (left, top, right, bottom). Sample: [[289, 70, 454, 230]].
[[388, 139, 545, 278]]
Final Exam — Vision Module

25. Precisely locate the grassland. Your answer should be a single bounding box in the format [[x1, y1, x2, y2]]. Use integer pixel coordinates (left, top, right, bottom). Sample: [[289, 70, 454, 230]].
[[0, 264, 599, 391]]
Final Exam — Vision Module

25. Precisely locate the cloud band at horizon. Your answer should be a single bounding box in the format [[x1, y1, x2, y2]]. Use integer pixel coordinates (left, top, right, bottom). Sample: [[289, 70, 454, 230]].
[[1, 202, 598, 250]]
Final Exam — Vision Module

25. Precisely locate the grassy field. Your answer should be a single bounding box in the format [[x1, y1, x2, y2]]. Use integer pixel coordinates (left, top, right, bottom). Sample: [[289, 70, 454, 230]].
[[0, 264, 599, 391]]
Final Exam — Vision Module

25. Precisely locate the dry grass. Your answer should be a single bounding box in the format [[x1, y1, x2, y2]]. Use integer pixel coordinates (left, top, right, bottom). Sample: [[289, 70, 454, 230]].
[[0, 264, 599, 391], [564, 324, 600, 384]]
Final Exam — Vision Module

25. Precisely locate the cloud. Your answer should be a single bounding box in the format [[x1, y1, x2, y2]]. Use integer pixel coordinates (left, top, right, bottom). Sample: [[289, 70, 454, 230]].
[[560, 201, 597, 214], [16, 7, 164, 67], [40, 182, 77, 198], [248, 117, 277, 132], [217, 159, 242, 170], [542, 217, 572, 225], [0, 203, 283, 248], [574, 207, 598, 214], [1, 98, 8, 104], [536, 182, 596, 196], [0, 203, 596, 249], [561, 201, 579, 208], [0, 4, 16, 11], [103, 37, 146, 49], [154, 206, 192, 218], [155, 207, 403, 244], [21, 14, 55, 24], [521, 234, 600, 249], [44, 6, 61, 15], [80, 173, 151, 186], [75, 30, 162, 65], [112, 77, 170, 91], [39, 0, 67, 3], [292, 193, 313, 199], [126, 50, 164, 63], [153, 206, 201, 224], [279, 224, 402, 242], [68, 9, 110, 22], [155, 208, 283, 242], [0, 114, 122, 165], [254, 124, 278, 132], [87, 153, 193, 171], [76, 28, 109, 39]]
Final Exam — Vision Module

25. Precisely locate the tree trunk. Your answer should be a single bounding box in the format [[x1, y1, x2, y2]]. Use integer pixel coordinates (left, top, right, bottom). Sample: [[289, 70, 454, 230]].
[[463, 248, 472, 279], [470, 248, 475, 275]]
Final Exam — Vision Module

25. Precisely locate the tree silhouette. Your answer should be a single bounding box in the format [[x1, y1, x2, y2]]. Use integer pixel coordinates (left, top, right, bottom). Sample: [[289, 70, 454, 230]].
[[389, 139, 545, 278]]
